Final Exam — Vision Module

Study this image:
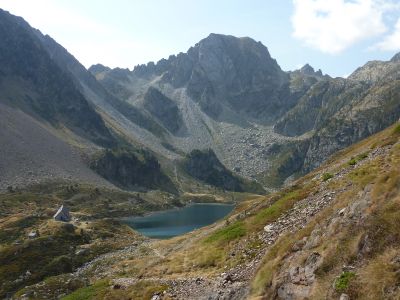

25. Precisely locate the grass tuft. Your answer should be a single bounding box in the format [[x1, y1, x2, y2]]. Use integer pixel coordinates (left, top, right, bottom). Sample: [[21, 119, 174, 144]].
[[62, 280, 109, 300], [322, 173, 334, 181], [335, 271, 355, 292], [348, 152, 369, 166]]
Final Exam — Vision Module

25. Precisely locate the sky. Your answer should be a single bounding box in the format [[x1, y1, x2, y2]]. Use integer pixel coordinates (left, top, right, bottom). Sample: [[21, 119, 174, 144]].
[[1, 0, 400, 77]]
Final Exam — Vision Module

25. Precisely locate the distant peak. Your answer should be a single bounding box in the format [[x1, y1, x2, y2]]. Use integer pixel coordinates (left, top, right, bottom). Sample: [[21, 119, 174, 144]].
[[88, 64, 111, 75], [299, 64, 323, 76], [206, 33, 233, 39], [300, 64, 315, 74], [391, 52, 400, 62], [195, 33, 271, 57], [200, 33, 259, 46]]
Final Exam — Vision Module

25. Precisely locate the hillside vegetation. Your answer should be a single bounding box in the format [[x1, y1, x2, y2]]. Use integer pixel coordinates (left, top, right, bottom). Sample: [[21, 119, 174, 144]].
[[9, 122, 400, 300]]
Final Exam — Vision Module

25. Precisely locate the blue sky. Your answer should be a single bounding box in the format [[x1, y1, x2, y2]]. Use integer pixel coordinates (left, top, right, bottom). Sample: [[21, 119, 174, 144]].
[[1, 0, 400, 77]]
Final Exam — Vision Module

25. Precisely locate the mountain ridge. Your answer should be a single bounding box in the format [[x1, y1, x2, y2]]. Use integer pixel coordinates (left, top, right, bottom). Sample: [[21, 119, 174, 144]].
[[1, 8, 400, 192], [91, 33, 400, 189]]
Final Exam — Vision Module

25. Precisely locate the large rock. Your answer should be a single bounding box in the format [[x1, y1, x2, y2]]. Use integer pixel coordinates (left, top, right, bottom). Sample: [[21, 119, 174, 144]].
[[276, 252, 323, 300]]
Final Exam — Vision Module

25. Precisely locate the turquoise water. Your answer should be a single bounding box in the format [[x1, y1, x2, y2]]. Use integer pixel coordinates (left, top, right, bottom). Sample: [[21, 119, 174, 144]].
[[122, 203, 234, 239]]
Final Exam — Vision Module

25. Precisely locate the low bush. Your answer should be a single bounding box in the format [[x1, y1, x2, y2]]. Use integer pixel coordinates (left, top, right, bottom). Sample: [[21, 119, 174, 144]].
[[322, 173, 334, 181], [335, 271, 356, 292]]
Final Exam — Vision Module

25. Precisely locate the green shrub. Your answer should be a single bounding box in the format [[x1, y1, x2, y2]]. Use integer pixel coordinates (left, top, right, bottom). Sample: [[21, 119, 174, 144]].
[[392, 123, 400, 135], [348, 152, 369, 166], [348, 158, 357, 166], [335, 271, 355, 292], [357, 152, 369, 160], [252, 191, 300, 227], [204, 221, 246, 244], [322, 173, 334, 181], [62, 280, 109, 300]]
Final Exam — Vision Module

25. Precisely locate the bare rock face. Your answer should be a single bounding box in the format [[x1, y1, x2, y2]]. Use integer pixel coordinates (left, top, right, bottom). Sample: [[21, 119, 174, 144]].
[[184, 34, 291, 120], [390, 52, 400, 62], [0, 9, 115, 147], [277, 252, 323, 300], [143, 87, 185, 134]]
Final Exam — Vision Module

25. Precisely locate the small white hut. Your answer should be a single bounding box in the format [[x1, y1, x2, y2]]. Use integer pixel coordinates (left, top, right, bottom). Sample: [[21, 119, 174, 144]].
[[53, 205, 71, 222]]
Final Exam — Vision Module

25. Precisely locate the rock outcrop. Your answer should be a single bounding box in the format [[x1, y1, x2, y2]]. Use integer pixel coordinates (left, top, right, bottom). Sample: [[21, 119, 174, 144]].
[[183, 149, 264, 193]]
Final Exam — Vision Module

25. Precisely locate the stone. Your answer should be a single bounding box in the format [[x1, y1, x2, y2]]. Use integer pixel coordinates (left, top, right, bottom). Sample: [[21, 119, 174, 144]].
[[53, 205, 71, 222], [292, 239, 305, 252], [340, 293, 350, 300], [264, 224, 274, 232], [151, 294, 161, 300], [278, 283, 312, 300], [75, 249, 88, 256], [339, 208, 346, 216], [28, 231, 38, 239], [21, 290, 34, 298]]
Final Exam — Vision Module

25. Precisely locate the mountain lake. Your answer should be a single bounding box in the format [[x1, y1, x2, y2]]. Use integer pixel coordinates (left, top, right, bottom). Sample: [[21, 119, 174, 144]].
[[122, 203, 235, 239]]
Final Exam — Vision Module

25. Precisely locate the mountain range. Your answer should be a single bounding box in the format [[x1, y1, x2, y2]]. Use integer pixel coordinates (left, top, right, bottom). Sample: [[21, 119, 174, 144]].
[[2, 8, 400, 300], [1, 8, 400, 193]]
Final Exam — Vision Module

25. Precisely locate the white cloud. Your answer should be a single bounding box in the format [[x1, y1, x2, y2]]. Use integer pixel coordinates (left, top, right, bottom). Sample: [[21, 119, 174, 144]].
[[291, 0, 390, 54], [373, 18, 400, 51]]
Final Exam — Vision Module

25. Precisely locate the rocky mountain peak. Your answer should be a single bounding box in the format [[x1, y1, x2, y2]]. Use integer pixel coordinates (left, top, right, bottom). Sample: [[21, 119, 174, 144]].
[[300, 64, 315, 75], [299, 64, 323, 77], [390, 52, 400, 62], [88, 63, 111, 75], [126, 33, 290, 119], [189, 33, 279, 72]]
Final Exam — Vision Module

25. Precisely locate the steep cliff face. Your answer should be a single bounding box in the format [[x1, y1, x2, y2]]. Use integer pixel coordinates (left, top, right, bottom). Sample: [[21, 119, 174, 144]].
[[183, 149, 265, 193], [0, 9, 115, 147], [275, 55, 400, 173], [143, 87, 185, 135], [0, 9, 180, 193], [183, 34, 291, 120], [37, 29, 168, 141], [90, 148, 177, 193], [94, 33, 295, 122]]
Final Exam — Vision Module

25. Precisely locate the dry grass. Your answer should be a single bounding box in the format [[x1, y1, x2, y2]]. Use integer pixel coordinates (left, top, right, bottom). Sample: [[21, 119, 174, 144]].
[[250, 123, 400, 299], [355, 248, 400, 300]]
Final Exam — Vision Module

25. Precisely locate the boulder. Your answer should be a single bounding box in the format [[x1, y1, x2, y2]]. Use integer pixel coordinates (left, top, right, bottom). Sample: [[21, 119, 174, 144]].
[[28, 231, 38, 239], [340, 294, 350, 300]]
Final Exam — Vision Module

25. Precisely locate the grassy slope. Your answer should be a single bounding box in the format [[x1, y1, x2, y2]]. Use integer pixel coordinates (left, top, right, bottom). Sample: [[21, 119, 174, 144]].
[[0, 177, 250, 298], [68, 122, 400, 299], [7, 122, 400, 299], [250, 122, 400, 299]]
